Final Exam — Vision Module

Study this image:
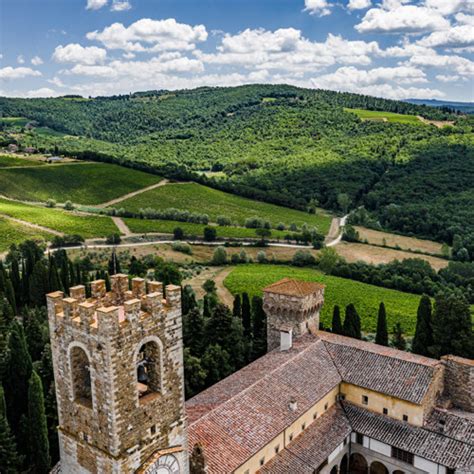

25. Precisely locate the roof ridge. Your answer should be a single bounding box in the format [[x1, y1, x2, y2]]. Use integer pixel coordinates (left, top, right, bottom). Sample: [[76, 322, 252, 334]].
[[188, 336, 333, 426]]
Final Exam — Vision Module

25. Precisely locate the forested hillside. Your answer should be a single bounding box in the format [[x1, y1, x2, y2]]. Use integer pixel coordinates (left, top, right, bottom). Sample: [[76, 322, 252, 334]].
[[1, 85, 473, 257]]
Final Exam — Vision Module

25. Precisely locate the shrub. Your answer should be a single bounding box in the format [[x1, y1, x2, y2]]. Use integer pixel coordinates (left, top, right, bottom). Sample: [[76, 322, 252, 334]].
[[292, 250, 316, 267], [342, 224, 360, 243], [217, 215, 232, 226], [276, 222, 286, 231], [172, 241, 192, 255], [211, 246, 227, 265], [64, 200, 75, 211], [239, 249, 248, 263], [106, 234, 122, 245], [174, 227, 184, 240], [204, 226, 217, 242], [50, 234, 85, 248], [45, 199, 56, 208], [231, 253, 240, 264], [257, 251, 267, 263]]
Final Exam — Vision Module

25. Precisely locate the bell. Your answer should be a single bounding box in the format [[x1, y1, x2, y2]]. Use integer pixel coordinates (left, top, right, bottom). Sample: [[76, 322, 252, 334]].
[[137, 364, 148, 384]]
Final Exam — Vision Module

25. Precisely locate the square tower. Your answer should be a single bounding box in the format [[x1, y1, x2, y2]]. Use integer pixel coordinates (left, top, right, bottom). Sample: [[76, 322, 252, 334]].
[[263, 278, 325, 351], [47, 274, 188, 473]]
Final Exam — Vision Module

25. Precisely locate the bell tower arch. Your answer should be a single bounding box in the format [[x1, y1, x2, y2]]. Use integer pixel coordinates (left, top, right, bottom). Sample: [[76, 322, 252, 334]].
[[47, 275, 188, 473]]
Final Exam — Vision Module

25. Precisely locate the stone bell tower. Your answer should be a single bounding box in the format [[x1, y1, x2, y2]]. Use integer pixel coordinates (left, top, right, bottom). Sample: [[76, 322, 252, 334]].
[[47, 274, 188, 473], [263, 278, 325, 351]]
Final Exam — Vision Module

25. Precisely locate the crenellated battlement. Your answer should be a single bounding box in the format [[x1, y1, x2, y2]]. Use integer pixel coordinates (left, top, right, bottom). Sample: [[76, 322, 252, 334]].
[[47, 274, 181, 338]]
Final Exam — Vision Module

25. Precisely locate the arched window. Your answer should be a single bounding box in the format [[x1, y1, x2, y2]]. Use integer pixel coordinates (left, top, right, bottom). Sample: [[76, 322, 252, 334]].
[[370, 461, 389, 474], [349, 453, 368, 474], [330, 466, 338, 474], [70, 345, 92, 408], [136, 338, 162, 402], [340, 454, 348, 474]]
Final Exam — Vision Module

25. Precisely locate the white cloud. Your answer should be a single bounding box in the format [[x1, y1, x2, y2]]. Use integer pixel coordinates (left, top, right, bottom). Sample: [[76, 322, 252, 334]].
[[311, 66, 444, 99], [17, 55, 25, 64], [31, 56, 43, 66], [196, 29, 381, 72], [86, 0, 108, 10], [86, 18, 208, 52], [356, 5, 450, 34], [454, 13, 474, 26], [25, 87, 60, 98], [304, 0, 332, 17], [424, 0, 474, 16], [348, 0, 372, 10], [0, 66, 42, 79], [110, 0, 131, 11], [408, 51, 474, 76], [53, 43, 107, 65], [417, 25, 474, 48], [48, 76, 66, 87], [435, 74, 466, 82]]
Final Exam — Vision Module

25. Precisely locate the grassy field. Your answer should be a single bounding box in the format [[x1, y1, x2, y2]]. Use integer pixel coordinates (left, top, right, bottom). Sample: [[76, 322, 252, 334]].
[[0, 163, 161, 205], [0, 154, 44, 168], [0, 198, 119, 238], [125, 218, 289, 239], [0, 217, 53, 252], [344, 108, 422, 125], [0, 117, 29, 126], [224, 264, 424, 335], [121, 183, 333, 233]]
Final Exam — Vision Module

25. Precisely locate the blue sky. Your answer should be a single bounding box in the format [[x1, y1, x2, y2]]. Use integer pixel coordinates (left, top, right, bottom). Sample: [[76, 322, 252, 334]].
[[0, 0, 473, 101]]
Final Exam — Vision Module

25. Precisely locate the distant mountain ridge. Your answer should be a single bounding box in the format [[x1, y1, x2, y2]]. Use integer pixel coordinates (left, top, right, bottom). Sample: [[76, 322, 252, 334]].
[[405, 99, 474, 114]]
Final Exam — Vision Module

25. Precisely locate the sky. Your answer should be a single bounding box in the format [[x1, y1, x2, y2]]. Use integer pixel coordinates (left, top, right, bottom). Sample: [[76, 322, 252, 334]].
[[0, 0, 473, 101]]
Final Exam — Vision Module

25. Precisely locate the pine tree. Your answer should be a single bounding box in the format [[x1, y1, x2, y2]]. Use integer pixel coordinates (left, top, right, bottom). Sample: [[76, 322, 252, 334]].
[[391, 323, 406, 351], [331, 305, 343, 335], [412, 295, 433, 357], [251, 296, 267, 359], [4, 322, 32, 437], [29, 260, 49, 307], [232, 294, 241, 319], [375, 302, 388, 346], [431, 291, 473, 359], [0, 385, 21, 473], [241, 292, 251, 338], [343, 304, 361, 339], [27, 371, 50, 474]]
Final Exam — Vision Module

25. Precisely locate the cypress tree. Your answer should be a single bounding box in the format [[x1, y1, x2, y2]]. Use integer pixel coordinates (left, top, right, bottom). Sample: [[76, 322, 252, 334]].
[[251, 296, 267, 359], [431, 291, 473, 359], [29, 260, 49, 307], [182, 285, 198, 316], [202, 344, 232, 387], [9, 256, 22, 305], [241, 292, 251, 338], [391, 323, 406, 351], [183, 348, 207, 399], [48, 258, 62, 293], [0, 385, 21, 473], [331, 305, 343, 335], [4, 322, 32, 437], [108, 251, 121, 276], [27, 371, 50, 474], [375, 302, 388, 346], [183, 308, 206, 357], [412, 295, 433, 357], [343, 304, 361, 339], [232, 294, 242, 319], [24, 308, 47, 362]]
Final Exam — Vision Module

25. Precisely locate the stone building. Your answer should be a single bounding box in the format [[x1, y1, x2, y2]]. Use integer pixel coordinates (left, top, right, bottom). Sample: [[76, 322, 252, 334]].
[[48, 276, 474, 474]]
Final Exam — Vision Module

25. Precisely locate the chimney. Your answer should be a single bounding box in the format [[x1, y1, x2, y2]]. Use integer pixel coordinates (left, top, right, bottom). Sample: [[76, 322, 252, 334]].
[[280, 329, 293, 351], [288, 398, 298, 412]]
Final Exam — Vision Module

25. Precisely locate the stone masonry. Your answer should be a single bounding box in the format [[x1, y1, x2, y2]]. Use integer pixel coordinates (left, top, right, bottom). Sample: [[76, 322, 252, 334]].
[[47, 274, 189, 474], [442, 355, 474, 412]]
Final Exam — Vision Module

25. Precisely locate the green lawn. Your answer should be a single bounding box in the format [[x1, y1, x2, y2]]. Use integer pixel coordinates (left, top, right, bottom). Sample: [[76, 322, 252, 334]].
[[0, 163, 161, 205], [0, 154, 44, 168], [120, 183, 333, 234], [125, 218, 289, 239], [0, 117, 29, 126], [344, 108, 422, 125], [0, 198, 119, 238], [0, 217, 53, 252], [224, 264, 424, 335]]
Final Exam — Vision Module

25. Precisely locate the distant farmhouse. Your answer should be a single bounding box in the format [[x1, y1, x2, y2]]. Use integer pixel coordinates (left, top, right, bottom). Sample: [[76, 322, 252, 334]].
[[46, 156, 63, 163], [47, 276, 474, 474]]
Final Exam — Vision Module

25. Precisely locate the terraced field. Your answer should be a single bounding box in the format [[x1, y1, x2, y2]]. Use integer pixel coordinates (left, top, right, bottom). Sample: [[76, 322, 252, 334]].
[[0, 217, 53, 252], [0, 198, 118, 238], [125, 218, 289, 239], [121, 183, 333, 233], [344, 108, 422, 124], [224, 264, 424, 335], [0, 162, 161, 205]]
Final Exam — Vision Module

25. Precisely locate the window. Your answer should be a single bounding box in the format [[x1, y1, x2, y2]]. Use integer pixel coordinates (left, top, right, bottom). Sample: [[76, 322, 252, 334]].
[[362, 395, 368, 405], [392, 447, 414, 465], [289, 433, 293, 442], [355, 433, 364, 444], [383, 408, 388, 415], [274, 445, 280, 454], [150, 425, 156, 435], [446, 469, 455, 474], [313, 412, 318, 420], [343, 437, 347, 446], [301, 423, 306, 431], [136, 339, 162, 402], [324, 403, 328, 410], [70, 346, 92, 408], [403, 414, 408, 422], [259, 457, 265, 466], [83, 433, 88, 442]]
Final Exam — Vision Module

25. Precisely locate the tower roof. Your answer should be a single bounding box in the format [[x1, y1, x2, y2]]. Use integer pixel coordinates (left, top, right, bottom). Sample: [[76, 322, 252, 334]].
[[263, 278, 325, 297]]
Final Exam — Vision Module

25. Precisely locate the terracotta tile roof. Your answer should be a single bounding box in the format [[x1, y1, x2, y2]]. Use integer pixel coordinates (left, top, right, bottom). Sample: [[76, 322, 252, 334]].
[[320, 331, 440, 404], [425, 408, 474, 445], [259, 405, 351, 474], [343, 402, 474, 470], [263, 278, 325, 297], [186, 336, 341, 474]]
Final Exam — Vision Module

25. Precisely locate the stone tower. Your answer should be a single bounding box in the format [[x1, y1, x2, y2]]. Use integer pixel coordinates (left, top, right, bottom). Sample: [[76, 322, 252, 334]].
[[47, 274, 188, 474], [263, 278, 325, 351]]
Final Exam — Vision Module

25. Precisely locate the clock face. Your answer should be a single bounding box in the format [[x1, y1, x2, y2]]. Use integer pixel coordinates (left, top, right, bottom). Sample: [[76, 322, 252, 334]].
[[145, 454, 180, 474]]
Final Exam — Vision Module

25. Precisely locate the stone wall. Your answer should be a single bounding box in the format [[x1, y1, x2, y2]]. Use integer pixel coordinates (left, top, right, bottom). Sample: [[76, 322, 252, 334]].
[[441, 355, 474, 412], [47, 274, 189, 473], [263, 289, 324, 351]]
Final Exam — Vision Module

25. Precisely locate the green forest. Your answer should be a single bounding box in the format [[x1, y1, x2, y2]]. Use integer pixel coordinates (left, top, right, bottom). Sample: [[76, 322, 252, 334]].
[[1, 84, 473, 260]]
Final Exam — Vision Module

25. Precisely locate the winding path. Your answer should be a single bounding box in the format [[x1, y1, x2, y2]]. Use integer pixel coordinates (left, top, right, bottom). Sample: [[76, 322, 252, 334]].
[[325, 214, 348, 247]]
